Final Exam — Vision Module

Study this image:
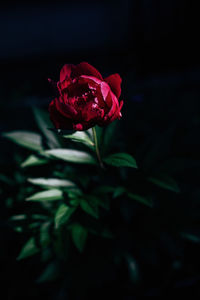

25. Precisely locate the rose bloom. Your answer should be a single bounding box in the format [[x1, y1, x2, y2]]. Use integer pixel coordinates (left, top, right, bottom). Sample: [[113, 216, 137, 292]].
[[49, 62, 123, 131]]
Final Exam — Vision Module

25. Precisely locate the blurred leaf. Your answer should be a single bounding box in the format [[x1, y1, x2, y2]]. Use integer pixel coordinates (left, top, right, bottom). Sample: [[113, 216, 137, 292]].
[[14, 226, 23, 233], [10, 215, 27, 221], [28, 177, 76, 189], [127, 193, 153, 207], [33, 107, 61, 149], [45, 149, 96, 164], [89, 227, 114, 239], [0, 174, 14, 185], [86, 194, 110, 210], [148, 175, 180, 193], [31, 214, 48, 221], [67, 188, 83, 199], [102, 121, 118, 154], [37, 262, 59, 283], [3, 131, 43, 152], [71, 223, 88, 252], [94, 185, 115, 194], [63, 131, 94, 147], [125, 254, 140, 283], [181, 232, 200, 243], [26, 189, 64, 202], [21, 154, 48, 168], [103, 153, 137, 168], [113, 186, 126, 198], [40, 222, 51, 247], [55, 204, 76, 229], [80, 197, 99, 219], [17, 237, 39, 260]]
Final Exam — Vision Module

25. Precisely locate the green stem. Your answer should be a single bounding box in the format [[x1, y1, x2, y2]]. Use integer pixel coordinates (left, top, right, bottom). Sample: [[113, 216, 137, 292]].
[[92, 127, 105, 169]]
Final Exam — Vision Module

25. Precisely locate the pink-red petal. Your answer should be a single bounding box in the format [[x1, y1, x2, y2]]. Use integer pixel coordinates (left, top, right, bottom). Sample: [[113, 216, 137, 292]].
[[104, 73, 122, 99], [60, 64, 74, 82], [49, 100, 73, 129], [74, 62, 103, 80]]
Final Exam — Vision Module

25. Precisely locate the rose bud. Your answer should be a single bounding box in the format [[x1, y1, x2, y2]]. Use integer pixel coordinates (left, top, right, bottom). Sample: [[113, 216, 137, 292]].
[[49, 62, 123, 131]]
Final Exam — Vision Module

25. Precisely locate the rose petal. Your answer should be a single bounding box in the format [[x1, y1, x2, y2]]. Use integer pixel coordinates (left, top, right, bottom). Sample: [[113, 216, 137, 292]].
[[104, 91, 119, 122], [100, 81, 110, 101], [60, 64, 74, 82], [74, 62, 103, 80], [55, 97, 77, 119], [104, 73, 122, 98], [79, 75, 102, 85], [49, 100, 73, 129]]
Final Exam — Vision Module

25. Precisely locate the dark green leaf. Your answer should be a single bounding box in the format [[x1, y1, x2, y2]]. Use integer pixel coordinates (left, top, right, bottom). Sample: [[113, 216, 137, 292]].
[[45, 149, 96, 164], [17, 237, 39, 260], [63, 131, 94, 147], [148, 175, 180, 193], [94, 185, 115, 194], [103, 153, 137, 168], [40, 222, 51, 247], [71, 223, 88, 252], [37, 262, 59, 283], [113, 186, 126, 198], [181, 232, 200, 243], [55, 204, 76, 229], [127, 193, 153, 207], [80, 197, 99, 219], [26, 189, 64, 202], [3, 131, 43, 152], [103, 121, 118, 154], [33, 107, 61, 149], [21, 155, 49, 168], [0, 174, 14, 185]]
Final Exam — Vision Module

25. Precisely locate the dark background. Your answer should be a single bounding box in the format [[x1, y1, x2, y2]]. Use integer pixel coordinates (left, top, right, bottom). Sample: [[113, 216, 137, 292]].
[[1, 0, 200, 298]]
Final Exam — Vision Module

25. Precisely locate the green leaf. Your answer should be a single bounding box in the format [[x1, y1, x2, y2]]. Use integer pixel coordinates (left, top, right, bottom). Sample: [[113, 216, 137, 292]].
[[94, 185, 115, 194], [181, 232, 200, 243], [87, 125, 103, 144], [63, 131, 94, 147], [103, 121, 118, 154], [45, 149, 96, 164], [86, 193, 110, 210], [21, 155, 49, 168], [0, 174, 14, 185], [40, 222, 51, 247], [3, 131, 43, 152], [28, 177, 76, 189], [17, 237, 39, 260], [55, 204, 76, 229], [10, 215, 27, 221], [71, 223, 88, 252], [89, 227, 114, 239], [26, 189, 64, 202], [113, 186, 126, 198], [148, 175, 180, 193], [80, 197, 99, 219], [32, 107, 61, 149], [127, 193, 153, 207], [103, 153, 137, 168], [37, 262, 59, 283]]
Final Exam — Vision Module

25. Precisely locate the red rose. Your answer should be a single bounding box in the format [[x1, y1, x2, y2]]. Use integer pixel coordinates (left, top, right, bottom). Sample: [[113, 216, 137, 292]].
[[49, 62, 123, 131]]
